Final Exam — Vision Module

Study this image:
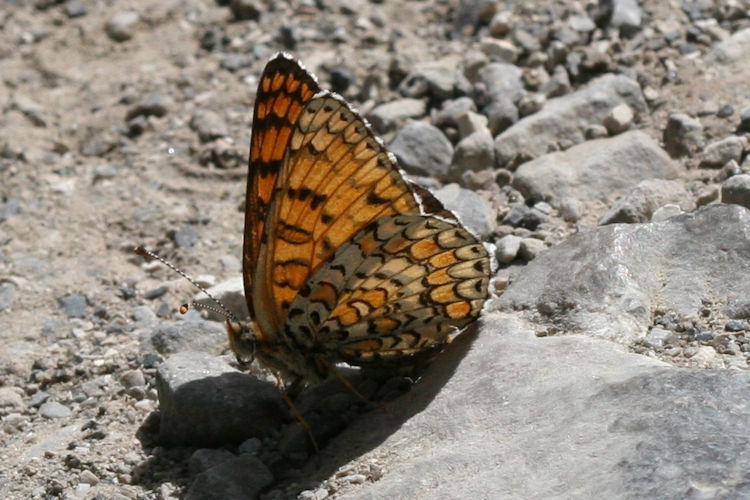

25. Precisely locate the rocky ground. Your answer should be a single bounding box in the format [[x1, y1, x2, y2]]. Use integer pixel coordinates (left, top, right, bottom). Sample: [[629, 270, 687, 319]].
[[1, 0, 750, 498]]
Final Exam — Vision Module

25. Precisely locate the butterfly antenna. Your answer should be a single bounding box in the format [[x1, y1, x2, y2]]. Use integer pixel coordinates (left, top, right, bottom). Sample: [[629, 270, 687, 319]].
[[133, 246, 240, 324]]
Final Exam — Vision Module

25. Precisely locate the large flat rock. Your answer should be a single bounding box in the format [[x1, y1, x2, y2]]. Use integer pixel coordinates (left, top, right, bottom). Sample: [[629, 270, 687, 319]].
[[496, 203, 750, 345], [318, 316, 750, 499], [512, 130, 679, 207]]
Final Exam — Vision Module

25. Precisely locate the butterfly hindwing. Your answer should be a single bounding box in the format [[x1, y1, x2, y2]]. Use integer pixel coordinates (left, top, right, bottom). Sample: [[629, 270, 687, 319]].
[[285, 214, 490, 364]]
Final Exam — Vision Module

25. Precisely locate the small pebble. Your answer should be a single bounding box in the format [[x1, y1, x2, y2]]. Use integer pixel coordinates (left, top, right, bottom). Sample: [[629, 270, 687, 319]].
[[495, 235, 521, 264], [603, 104, 634, 134], [518, 238, 546, 261], [39, 401, 72, 419], [105, 11, 139, 42]]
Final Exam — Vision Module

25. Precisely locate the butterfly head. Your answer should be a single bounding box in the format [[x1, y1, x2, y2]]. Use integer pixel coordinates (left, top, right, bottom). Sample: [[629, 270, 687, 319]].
[[225, 319, 260, 363]]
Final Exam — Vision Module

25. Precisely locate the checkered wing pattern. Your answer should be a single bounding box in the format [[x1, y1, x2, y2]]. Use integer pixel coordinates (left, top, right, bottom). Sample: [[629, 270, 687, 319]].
[[239, 54, 490, 382]]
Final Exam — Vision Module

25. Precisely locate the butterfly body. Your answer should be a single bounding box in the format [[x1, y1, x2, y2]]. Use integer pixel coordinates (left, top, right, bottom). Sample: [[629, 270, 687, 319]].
[[231, 53, 490, 385]]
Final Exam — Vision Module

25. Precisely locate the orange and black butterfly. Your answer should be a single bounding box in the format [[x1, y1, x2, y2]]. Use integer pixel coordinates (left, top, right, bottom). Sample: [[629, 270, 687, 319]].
[[226, 53, 490, 386]]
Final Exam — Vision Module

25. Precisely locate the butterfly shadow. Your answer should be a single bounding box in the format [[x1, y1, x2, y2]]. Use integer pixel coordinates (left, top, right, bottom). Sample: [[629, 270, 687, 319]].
[[303, 321, 481, 480]]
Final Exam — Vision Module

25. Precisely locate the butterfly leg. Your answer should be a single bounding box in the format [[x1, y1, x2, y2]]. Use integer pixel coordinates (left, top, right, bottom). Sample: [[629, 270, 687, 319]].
[[275, 374, 320, 455], [315, 356, 385, 412]]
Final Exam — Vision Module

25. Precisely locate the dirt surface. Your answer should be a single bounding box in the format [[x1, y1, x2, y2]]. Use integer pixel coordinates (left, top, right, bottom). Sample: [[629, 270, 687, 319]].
[[1, 0, 749, 498]]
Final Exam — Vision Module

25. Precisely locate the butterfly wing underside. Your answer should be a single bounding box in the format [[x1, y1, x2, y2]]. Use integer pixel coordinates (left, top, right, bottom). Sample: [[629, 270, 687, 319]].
[[242, 54, 490, 380], [285, 214, 490, 363], [244, 55, 320, 323], [252, 91, 424, 336]]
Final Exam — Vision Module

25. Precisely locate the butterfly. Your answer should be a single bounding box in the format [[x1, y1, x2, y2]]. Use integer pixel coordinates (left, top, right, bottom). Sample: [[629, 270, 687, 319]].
[[226, 53, 491, 387]]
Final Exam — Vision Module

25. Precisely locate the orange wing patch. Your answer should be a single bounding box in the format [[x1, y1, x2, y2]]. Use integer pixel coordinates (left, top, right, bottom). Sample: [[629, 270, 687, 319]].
[[244, 55, 320, 320]]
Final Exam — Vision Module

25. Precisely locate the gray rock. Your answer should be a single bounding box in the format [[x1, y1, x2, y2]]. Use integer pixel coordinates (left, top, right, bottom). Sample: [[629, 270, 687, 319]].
[[600, 179, 693, 225], [132, 305, 157, 325], [190, 110, 229, 143], [710, 27, 750, 64], [173, 224, 199, 248], [188, 448, 237, 478], [64, 0, 86, 17], [517, 93, 546, 117], [523, 67, 549, 93], [700, 136, 746, 168], [541, 64, 571, 98], [498, 204, 750, 344], [726, 296, 750, 320], [120, 370, 145, 390], [433, 184, 496, 238], [721, 174, 750, 209], [609, 0, 643, 36], [78, 470, 98, 485], [185, 455, 273, 500], [0, 282, 16, 312], [502, 204, 547, 230], [483, 99, 519, 135], [12, 95, 47, 127], [398, 61, 460, 101], [105, 11, 139, 42], [650, 204, 684, 222], [461, 169, 497, 191], [478, 38, 519, 63], [238, 437, 262, 455], [584, 124, 609, 139], [567, 13, 596, 34], [220, 53, 254, 72], [739, 105, 750, 133], [512, 28, 541, 54], [495, 234, 522, 264], [488, 11, 511, 38], [518, 237, 546, 261], [389, 122, 453, 178], [125, 93, 171, 121], [494, 74, 646, 168], [229, 0, 262, 21], [0, 197, 20, 222], [0, 387, 24, 410], [696, 185, 721, 207], [220, 254, 242, 273], [143, 285, 168, 300], [39, 401, 72, 419], [58, 293, 88, 318], [367, 99, 426, 133], [663, 112, 704, 157], [193, 276, 248, 323], [157, 351, 288, 447], [603, 103, 634, 134], [513, 131, 678, 207], [450, 131, 495, 176], [317, 310, 750, 498], [141, 318, 227, 357], [474, 62, 524, 107], [455, 111, 489, 139], [717, 160, 743, 184], [434, 97, 477, 129]]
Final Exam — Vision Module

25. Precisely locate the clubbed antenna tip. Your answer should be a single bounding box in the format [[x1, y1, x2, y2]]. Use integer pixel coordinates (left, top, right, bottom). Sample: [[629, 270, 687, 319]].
[[133, 246, 240, 325]]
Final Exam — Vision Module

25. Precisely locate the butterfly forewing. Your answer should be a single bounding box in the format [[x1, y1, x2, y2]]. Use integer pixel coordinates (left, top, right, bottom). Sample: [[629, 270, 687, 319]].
[[261, 94, 423, 329], [244, 55, 320, 323]]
